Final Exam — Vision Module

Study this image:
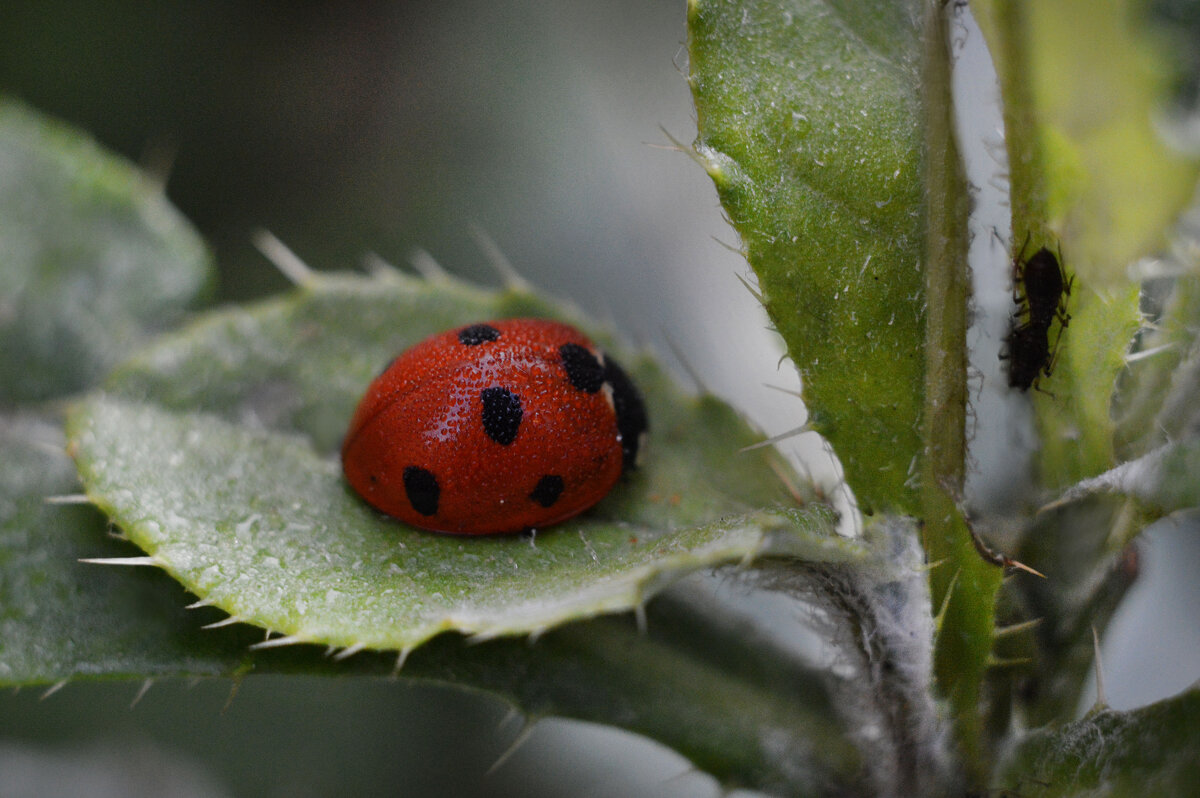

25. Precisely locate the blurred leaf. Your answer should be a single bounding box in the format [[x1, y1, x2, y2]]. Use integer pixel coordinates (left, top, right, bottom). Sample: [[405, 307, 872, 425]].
[[1007, 497, 1142, 727], [687, 0, 928, 516], [68, 272, 861, 653], [968, 0, 1200, 758], [996, 688, 1200, 797], [1047, 440, 1200, 516], [1035, 286, 1143, 488], [0, 98, 212, 404], [1116, 271, 1200, 464]]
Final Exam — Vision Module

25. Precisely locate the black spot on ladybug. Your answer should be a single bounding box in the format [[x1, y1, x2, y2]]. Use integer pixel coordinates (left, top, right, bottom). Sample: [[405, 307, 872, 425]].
[[458, 324, 501, 346], [480, 386, 523, 445], [402, 466, 440, 516], [559, 343, 605, 393], [529, 475, 565, 507], [603, 358, 648, 471]]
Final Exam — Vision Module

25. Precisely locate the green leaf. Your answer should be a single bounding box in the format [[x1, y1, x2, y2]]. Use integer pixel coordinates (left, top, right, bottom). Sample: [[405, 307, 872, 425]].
[[0, 417, 861, 790], [2, 392, 863, 792], [687, 0, 928, 516], [687, 0, 998, 773], [67, 272, 861, 653], [996, 689, 1200, 797], [1034, 286, 1143, 489], [0, 98, 213, 404], [0, 413, 255, 684]]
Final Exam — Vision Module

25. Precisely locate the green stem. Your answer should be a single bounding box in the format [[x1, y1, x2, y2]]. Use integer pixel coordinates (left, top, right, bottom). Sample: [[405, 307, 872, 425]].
[[918, 0, 1002, 784]]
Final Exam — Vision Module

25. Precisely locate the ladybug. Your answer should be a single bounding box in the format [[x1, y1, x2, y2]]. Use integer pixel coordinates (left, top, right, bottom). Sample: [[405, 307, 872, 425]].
[[342, 319, 648, 535]]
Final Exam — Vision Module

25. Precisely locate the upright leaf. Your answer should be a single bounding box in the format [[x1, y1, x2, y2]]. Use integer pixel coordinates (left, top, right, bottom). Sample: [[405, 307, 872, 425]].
[[688, 0, 927, 516]]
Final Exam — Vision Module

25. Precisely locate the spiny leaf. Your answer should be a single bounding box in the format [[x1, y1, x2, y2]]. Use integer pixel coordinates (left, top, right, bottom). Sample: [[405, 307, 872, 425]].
[[687, 0, 927, 516], [67, 272, 862, 653], [687, 0, 999, 773], [973, 0, 1198, 290]]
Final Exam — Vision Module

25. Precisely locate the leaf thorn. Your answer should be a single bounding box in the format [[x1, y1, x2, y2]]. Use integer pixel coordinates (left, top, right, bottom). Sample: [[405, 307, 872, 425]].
[[40, 680, 67, 700], [43, 493, 90, 505], [252, 229, 316, 286], [486, 719, 537, 775], [739, 424, 811, 453], [1092, 626, 1108, 711], [407, 247, 451, 282], [78, 556, 160, 567], [391, 647, 412, 676], [249, 633, 309, 651], [202, 615, 244, 630], [130, 679, 153, 708], [469, 224, 532, 293]]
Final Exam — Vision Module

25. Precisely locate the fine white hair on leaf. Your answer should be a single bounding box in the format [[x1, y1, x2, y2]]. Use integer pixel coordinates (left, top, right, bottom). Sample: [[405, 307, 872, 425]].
[[1042, 441, 1198, 514], [486, 719, 538, 776], [754, 516, 952, 795]]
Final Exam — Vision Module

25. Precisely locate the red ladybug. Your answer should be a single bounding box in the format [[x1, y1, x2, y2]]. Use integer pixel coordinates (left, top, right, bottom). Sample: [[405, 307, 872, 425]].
[[342, 319, 648, 535]]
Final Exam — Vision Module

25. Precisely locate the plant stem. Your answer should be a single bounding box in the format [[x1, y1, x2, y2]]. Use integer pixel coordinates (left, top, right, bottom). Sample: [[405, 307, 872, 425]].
[[918, 0, 1002, 784]]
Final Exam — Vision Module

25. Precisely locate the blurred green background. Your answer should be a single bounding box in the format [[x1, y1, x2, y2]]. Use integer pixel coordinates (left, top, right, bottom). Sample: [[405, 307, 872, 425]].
[[0, 2, 771, 796]]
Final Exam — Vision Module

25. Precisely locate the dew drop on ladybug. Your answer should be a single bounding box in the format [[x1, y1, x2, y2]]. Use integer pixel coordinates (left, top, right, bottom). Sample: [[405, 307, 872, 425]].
[[341, 319, 648, 535]]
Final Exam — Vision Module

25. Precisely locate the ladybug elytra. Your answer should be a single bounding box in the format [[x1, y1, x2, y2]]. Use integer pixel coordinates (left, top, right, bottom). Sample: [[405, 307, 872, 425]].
[[342, 319, 647, 535]]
